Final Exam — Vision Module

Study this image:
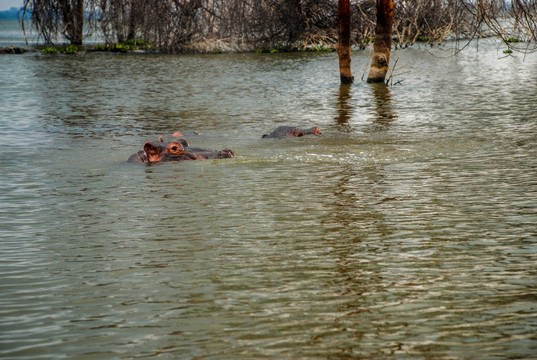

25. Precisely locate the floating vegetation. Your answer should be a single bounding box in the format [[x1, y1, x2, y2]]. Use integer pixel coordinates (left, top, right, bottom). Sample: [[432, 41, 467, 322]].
[[40, 46, 58, 54], [255, 41, 334, 54], [304, 45, 333, 52], [60, 44, 78, 54], [91, 40, 153, 53], [256, 48, 279, 54], [40, 44, 78, 54]]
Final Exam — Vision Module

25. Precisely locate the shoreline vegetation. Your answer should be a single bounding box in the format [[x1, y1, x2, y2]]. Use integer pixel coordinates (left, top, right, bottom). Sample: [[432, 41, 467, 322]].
[[3, 1, 536, 56], [0, 33, 529, 57]]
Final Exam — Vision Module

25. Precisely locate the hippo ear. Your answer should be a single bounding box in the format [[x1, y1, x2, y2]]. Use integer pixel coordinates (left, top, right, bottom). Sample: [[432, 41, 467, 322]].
[[261, 134, 268, 139], [143, 142, 162, 156], [290, 130, 304, 137], [178, 138, 189, 147]]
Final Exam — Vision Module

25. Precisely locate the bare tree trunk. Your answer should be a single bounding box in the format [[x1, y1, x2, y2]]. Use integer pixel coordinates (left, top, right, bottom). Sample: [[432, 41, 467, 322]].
[[59, 0, 84, 44], [367, 0, 394, 84], [127, 1, 137, 41], [73, 0, 84, 45], [337, 0, 353, 84]]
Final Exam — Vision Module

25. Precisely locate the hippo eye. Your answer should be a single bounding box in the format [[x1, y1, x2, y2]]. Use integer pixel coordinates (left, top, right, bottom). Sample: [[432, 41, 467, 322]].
[[168, 142, 184, 154]]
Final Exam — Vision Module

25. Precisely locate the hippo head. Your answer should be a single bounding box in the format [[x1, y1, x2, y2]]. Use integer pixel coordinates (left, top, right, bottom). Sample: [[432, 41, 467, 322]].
[[129, 140, 199, 165], [128, 138, 236, 164], [261, 125, 322, 139], [305, 126, 322, 135], [215, 149, 237, 159], [288, 126, 322, 137]]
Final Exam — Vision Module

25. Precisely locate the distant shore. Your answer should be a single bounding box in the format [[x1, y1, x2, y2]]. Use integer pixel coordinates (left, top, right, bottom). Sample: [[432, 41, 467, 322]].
[[0, 7, 29, 19]]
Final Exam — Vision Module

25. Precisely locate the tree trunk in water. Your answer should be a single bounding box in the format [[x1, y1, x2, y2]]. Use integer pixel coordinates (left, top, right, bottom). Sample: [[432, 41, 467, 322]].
[[367, 0, 393, 84], [59, 0, 84, 45], [337, 0, 353, 84], [127, 6, 137, 41], [73, 0, 84, 45]]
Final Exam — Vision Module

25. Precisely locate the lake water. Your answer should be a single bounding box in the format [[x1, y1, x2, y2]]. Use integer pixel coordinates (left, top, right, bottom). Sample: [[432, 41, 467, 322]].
[[1, 20, 536, 359]]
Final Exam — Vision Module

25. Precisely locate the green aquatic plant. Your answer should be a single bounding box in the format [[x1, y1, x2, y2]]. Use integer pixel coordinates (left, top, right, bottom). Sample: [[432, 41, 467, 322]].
[[417, 35, 430, 42], [506, 37, 523, 43], [135, 39, 150, 46], [91, 40, 153, 53], [60, 44, 78, 54], [41, 46, 58, 54], [92, 44, 112, 51], [503, 49, 513, 54], [305, 45, 333, 52], [41, 45, 78, 54], [115, 42, 133, 52], [256, 48, 278, 53]]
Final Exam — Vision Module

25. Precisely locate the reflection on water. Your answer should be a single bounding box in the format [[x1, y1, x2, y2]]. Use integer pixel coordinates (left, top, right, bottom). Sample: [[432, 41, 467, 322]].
[[335, 84, 353, 128], [334, 80, 396, 134], [371, 83, 397, 127], [0, 39, 536, 359]]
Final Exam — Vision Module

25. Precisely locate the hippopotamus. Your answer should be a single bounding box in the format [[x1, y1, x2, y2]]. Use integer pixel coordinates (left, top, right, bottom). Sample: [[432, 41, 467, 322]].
[[128, 138, 236, 165], [160, 136, 236, 160], [261, 126, 322, 139]]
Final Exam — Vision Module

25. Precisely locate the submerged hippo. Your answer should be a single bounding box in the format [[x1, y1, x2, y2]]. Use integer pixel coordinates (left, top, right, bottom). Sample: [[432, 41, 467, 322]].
[[261, 126, 322, 139], [158, 136, 236, 160], [128, 139, 236, 165]]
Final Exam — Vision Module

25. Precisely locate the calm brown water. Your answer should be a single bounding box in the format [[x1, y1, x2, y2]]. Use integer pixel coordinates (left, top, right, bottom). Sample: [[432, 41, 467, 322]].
[[1, 33, 536, 358]]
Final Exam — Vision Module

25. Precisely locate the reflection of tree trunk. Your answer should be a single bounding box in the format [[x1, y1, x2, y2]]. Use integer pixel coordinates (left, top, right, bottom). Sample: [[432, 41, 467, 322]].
[[372, 83, 396, 126], [337, 0, 354, 84], [335, 84, 353, 126], [367, 0, 393, 84]]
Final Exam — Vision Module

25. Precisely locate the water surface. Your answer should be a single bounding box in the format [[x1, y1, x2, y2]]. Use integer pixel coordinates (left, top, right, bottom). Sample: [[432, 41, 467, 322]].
[[1, 34, 536, 359]]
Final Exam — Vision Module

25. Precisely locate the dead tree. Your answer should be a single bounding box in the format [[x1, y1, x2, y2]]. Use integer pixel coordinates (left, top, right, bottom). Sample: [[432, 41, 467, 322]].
[[61, 0, 84, 44], [461, 0, 537, 53], [337, 0, 354, 84], [23, 0, 96, 45], [367, 0, 394, 83]]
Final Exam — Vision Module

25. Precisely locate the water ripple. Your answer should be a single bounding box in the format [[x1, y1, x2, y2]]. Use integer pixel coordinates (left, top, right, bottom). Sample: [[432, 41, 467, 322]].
[[0, 40, 536, 359]]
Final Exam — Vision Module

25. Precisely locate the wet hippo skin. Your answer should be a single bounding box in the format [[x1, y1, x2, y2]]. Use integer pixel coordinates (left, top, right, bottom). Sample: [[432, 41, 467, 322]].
[[261, 126, 321, 139], [128, 139, 236, 165]]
